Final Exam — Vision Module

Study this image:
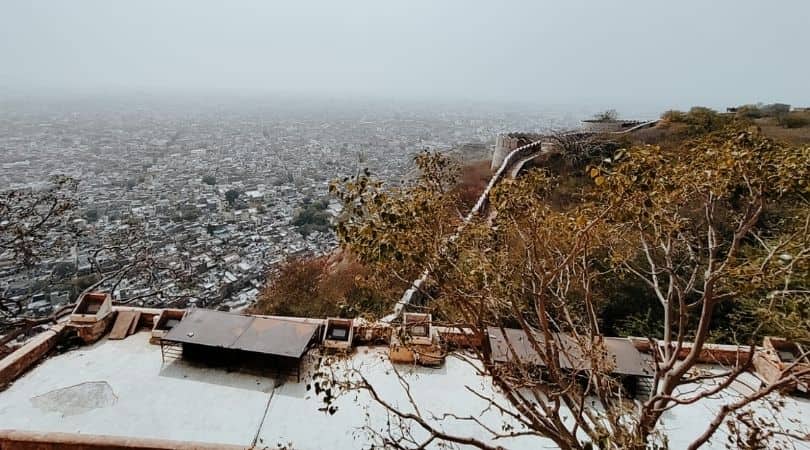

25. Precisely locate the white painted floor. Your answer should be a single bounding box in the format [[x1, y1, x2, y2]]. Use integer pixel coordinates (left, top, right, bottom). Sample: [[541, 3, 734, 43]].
[[1, 334, 808, 449], [258, 348, 556, 449], [0, 332, 275, 446]]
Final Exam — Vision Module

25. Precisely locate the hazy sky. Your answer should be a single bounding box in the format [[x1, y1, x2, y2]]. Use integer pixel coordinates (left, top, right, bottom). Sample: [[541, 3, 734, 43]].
[[1, 0, 808, 111]]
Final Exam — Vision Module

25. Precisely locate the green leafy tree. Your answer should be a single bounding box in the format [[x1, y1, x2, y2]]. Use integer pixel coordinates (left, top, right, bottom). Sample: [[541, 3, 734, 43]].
[[225, 189, 241, 206], [330, 152, 459, 288], [291, 198, 331, 236]]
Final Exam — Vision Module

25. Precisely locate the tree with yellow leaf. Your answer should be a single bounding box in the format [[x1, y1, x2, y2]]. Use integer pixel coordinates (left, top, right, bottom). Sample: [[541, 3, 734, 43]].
[[326, 127, 810, 449]]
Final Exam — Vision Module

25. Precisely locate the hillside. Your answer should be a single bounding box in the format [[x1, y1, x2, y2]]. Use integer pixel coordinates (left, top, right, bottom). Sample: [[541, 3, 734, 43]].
[[256, 105, 810, 347]]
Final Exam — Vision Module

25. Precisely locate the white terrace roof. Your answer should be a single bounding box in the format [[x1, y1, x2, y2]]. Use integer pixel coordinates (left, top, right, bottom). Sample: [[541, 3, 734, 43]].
[[0, 332, 808, 449]]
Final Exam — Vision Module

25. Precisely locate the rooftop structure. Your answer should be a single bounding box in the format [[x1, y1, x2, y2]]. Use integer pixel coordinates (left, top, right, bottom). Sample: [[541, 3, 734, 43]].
[[0, 332, 276, 448], [487, 326, 655, 377], [69, 292, 112, 324], [150, 308, 185, 343], [755, 336, 810, 394], [401, 312, 434, 346], [68, 292, 114, 344], [321, 317, 354, 351], [1, 306, 809, 449], [161, 309, 321, 380]]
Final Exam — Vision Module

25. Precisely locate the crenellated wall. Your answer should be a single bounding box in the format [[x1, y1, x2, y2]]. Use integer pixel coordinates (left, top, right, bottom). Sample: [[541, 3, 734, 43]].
[[491, 133, 545, 171]]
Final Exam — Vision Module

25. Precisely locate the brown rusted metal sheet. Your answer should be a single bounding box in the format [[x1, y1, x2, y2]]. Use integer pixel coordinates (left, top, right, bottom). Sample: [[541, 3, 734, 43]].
[[233, 316, 320, 358], [162, 309, 319, 359], [487, 326, 545, 366], [163, 309, 249, 349], [487, 326, 582, 369], [603, 337, 655, 377], [487, 327, 653, 376], [556, 333, 589, 371]]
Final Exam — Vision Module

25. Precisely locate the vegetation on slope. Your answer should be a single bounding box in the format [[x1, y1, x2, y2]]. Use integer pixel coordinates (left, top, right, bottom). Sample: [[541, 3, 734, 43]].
[[251, 253, 392, 319], [310, 114, 809, 449], [259, 109, 808, 347]]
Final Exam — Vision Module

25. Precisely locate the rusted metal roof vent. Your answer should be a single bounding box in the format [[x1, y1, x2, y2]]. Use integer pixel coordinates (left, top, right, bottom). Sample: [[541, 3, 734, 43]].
[[70, 292, 112, 324], [322, 318, 354, 351], [755, 337, 810, 395], [403, 313, 434, 346], [390, 313, 443, 366], [150, 309, 186, 344], [68, 292, 114, 344]]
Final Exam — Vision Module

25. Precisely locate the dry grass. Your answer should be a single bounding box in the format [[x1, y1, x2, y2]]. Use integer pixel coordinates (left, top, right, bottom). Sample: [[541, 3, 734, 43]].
[[630, 118, 810, 147], [627, 123, 689, 150], [756, 117, 810, 145]]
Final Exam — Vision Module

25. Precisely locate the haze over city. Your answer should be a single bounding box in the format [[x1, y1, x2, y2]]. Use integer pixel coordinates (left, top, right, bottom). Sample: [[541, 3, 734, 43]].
[[2, 0, 810, 112]]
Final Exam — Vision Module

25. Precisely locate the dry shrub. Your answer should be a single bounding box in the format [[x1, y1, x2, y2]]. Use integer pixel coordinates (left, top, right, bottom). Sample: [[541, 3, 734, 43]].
[[451, 160, 491, 209], [780, 111, 810, 129], [252, 256, 332, 317], [757, 115, 810, 145], [252, 253, 392, 319]]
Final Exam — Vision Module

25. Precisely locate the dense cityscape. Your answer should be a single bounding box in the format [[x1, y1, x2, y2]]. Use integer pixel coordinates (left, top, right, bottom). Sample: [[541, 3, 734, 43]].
[[2, 1, 810, 448], [0, 96, 575, 318]]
